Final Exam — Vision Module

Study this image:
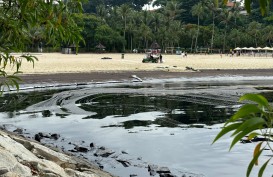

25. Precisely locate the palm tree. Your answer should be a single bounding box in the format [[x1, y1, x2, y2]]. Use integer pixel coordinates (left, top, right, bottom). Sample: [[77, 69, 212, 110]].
[[140, 10, 153, 26], [96, 4, 108, 22], [164, 0, 183, 21], [157, 25, 168, 50], [247, 21, 262, 47], [168, 20, 182, 47], [127, 11, 138, 51], [230, 2, 242, 25], [118, 4, 132, 51], [188, 27, 198, 52], [150, 12, 164, 33], [191, 2, 205, 52], [228, 28, 242, 48], [263, 25, 273, 47], [218, 8, 232, 52], [203, 0, 219, 50], [139, 23, 153, 49]]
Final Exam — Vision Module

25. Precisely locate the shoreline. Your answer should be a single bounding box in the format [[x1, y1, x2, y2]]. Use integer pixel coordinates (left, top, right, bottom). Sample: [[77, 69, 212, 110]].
[[19, 69, 273, 85]]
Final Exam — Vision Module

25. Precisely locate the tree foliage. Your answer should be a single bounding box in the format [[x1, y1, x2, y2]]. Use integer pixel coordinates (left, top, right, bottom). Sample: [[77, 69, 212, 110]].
[[83, 0, 150, 13], [213, 94, 273, 177], [75, 0, 273, 53], [0, 0, 84, 93]]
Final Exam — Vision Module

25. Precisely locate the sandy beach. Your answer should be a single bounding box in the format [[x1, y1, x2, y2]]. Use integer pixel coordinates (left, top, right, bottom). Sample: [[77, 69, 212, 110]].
[[9, 53, 273, 74], [3, 53, 273, 84]]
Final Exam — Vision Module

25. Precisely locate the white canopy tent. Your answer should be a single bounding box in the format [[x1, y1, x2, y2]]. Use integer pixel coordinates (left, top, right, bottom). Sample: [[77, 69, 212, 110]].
[[262, 47, 271, 50]]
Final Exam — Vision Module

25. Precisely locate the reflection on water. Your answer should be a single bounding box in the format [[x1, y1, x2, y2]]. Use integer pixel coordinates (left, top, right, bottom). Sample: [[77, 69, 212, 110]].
[[77, 93, 234, 128], [0, 89, 68, 113], [0, 89, 237, 128]]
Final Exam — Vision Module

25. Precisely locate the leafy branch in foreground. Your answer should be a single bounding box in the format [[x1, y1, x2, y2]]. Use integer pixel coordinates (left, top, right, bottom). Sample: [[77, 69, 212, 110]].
[[0, 53, 38, 95], [0, 0, 84, 92], [213, 93, 273, 177]]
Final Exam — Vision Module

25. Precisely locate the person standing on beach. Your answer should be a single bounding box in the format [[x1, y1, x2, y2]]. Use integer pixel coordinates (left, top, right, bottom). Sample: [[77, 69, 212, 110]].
[[160, 54, 163, 63]]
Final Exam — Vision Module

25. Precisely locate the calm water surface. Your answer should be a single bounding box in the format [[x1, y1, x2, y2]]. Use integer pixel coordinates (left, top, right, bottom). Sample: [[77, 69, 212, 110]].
[[1, 76, 273, 177]]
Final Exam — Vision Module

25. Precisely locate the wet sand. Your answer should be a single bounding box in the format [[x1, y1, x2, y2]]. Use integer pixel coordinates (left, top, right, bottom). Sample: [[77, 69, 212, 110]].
[[6, 53, 273, 84], [19, 69, 273, 84]]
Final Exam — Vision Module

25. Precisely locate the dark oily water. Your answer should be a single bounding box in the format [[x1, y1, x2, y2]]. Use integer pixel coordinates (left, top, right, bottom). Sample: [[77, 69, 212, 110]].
[[0, 89, 70, 113], [78, 94, 235, 128], [1, 79, 273, 177]]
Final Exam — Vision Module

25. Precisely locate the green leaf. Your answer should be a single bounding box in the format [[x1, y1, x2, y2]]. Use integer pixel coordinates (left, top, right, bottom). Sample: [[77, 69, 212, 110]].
[[248, 132, 261, 140], [212, 122, 241, 144], [232, 117, 266, 136], [254, 142, 263, 165], [258, 158, 271, 177], [230, 120, 265, 150], [229, 104, 261, 123], [239, 94, 269, 108], [247, 148, 263, 177]]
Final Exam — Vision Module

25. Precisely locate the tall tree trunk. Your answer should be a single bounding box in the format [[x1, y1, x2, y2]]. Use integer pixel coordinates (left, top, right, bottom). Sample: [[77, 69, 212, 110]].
[[123, 17, 126, 52], [211, 13, 215, 50], [255, 34, 257, 47], [130, 34, 133, 52], [223, 23, 227, 52], [195, 15, 200, 52], [191, 36, 194, 52]]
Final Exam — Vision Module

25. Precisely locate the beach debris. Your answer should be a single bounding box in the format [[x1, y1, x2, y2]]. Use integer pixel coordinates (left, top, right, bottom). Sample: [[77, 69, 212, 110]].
[[185, 66, 200, 72], [34, 132, 50, 142], [131, 75, 143, 82], [101, 57, 112, 59], [159, 174, 175, 177], [116, 158, 131, 167], [34, 132, 60, 142], [13, 128, 24, 134], [121, 150, 128, 154], [42, 110, 52, 117], [90, 142, 95, 148], [148, 164, 172, 176], [50, 133, 60, 140], [94, 148, 115, 157], [74, 145, 89, 153]]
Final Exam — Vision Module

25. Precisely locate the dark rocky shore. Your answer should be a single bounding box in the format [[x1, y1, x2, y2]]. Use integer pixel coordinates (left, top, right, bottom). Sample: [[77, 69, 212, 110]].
[[0, 128, 114, 177]]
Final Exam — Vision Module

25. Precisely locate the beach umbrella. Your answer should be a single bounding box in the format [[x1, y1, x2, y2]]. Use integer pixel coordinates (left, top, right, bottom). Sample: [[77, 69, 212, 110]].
[[150, 41, 161, 49], [242, 47, 248, 50], [256, 47, 262, 50], [248, 47, 256, 50], [234, 47, 241, 50], [263, 46, 271, 50]]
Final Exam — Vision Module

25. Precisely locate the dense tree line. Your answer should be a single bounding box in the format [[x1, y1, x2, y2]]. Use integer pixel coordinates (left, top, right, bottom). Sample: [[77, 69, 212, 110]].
[[23, 0, 273, 53]]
